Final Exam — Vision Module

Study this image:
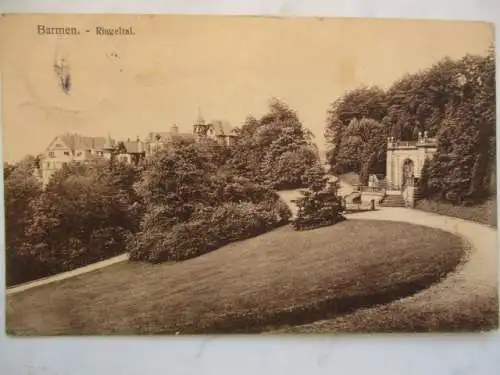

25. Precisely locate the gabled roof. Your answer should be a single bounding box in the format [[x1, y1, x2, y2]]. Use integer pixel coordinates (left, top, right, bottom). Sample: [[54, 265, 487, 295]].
[[211, 120, 236, 137], [58, 133, 110, 152]]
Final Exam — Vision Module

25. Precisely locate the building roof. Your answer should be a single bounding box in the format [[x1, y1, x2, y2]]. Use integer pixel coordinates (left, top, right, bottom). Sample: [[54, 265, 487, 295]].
[[211, 120, 236, 137], [58, 133, 110, 152], [122, 141, 145, 154], [147, 131, 195, 142]]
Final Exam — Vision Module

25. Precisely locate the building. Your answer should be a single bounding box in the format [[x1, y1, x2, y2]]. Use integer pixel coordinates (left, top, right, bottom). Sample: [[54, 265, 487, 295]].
[[192, 115, 237, 146], [38, 133, 148, 186], [39, 133, 112, 186], [37, 116, 239, 186], [385, 131, 437, 189], [145, 125, 196, 157], [115, 138, 147, 165]]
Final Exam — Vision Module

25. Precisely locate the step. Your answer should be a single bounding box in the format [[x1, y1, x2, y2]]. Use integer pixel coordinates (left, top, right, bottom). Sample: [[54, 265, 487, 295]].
[[380, 195, 406, 207]]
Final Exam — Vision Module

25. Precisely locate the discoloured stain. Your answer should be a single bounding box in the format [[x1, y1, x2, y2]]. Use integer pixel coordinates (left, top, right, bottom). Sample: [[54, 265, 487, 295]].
[[107, 51, 120, 61], [53, 57, 71, 94]]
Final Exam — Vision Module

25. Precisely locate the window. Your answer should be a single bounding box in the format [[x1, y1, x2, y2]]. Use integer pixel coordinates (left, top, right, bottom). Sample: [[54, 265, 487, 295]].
[[48, 151, 55, 157], [64, 151, 70, 156]]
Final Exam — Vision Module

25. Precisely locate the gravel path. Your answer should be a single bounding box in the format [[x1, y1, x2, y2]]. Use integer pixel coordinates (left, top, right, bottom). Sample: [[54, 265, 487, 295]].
[[6, 253, 130, 296], [271, 194, 498, 332], [351, 207, 497, 293]]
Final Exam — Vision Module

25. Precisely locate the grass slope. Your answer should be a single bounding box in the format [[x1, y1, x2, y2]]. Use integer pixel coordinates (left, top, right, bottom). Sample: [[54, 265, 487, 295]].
[[7, 220, 466, 335]]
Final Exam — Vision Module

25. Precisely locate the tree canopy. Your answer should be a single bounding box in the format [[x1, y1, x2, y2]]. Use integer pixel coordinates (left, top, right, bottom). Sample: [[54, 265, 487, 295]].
[[325, 47, 495, 201], [226, 98, 319, 189]]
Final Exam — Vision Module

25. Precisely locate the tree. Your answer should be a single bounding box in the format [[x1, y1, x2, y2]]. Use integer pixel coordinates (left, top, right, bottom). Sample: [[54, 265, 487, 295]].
[[324, 48, 495, 206], [292, 164, 344, 230], [325, 86, 388, 173], [336, 118, 387, 184], [4, 156, 43, 285], [418, 157, 431, 199], [20, 160, 140, 275], [134, 141, 222, 232], [227, 98, 318, 188]]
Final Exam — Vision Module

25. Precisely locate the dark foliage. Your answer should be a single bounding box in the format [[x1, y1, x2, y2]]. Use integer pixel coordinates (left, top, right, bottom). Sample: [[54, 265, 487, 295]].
[[292, 165, 345, 231], [4, 157, 45, 285], [9, 160, 141, 285], [130, 200, 291, 263], [129, 140, 292, 262], [226, 99, 319, 189], [325, 47, 495, 202]]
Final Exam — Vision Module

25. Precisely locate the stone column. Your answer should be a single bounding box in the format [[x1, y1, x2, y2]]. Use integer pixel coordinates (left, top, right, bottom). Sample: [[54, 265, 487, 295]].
[[386, 148, 393, 186], [394, 156, 400, 188]]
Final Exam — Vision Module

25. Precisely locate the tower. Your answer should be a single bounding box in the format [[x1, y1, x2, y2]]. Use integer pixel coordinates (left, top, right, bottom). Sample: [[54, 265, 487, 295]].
[[104, 133, 114, 151], [103, 133, 115, 160], [192, 107, 212, 141]]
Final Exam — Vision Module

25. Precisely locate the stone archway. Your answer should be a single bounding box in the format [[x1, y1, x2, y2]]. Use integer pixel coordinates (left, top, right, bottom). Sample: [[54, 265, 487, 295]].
[[402, 158, 415, 187]]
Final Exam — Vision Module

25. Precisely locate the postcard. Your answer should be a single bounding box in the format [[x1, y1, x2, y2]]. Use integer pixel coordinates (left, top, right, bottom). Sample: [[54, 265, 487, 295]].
[[1, 14, 497, 335]]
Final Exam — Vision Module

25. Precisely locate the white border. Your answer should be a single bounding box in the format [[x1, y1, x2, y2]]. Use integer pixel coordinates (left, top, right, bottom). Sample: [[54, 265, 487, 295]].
[[1, 1, 499, 375]]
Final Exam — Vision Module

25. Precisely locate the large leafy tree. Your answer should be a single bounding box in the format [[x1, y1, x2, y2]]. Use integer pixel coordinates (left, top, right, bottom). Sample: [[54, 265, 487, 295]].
[[325, 86, 388, 173], [325, 46, 495, 203], [227, 98, 318, 189], [134, 141, 223, 232], [336, 117, 387, 184], [427, 49, 496, 202], [20, 160, 140, 274], [4, 156, 43, 285]]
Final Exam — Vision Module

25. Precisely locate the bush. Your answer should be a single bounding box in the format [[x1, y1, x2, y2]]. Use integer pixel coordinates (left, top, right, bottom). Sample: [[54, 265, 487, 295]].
[[292, 165, 345, 231], [129, 200, 291, 263], [11, 161, 141, 284]]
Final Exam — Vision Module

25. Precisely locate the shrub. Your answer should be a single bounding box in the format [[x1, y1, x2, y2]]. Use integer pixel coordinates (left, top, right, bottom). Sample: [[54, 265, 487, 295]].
[[130, 200, 291, 263], [292, 165, 345, 231], [4, 157, 44, 286], [12, 161, 141, 284]]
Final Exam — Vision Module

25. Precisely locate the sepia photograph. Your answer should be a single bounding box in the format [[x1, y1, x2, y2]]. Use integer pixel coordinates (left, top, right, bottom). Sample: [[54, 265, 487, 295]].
[[0, 14, 497, 335]]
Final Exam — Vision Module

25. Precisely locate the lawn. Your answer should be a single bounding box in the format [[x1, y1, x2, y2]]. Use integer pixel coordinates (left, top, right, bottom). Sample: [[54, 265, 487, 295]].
[[269, 282, 498, 333], [6, 220, 467, 335], [415, 197, 497, 227]]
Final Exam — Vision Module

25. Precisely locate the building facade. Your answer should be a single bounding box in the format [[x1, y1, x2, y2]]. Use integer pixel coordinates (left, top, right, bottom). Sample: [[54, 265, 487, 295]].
[[39, 134, 112, 186], [385, 131, 437, 189], [38, 117, 238, 186], [193, 116, 237, 146], [38, 133, 149, 186]]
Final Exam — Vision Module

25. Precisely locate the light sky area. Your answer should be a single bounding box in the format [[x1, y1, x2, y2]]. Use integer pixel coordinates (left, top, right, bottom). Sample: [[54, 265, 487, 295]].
[[0, 14, 494, 162]]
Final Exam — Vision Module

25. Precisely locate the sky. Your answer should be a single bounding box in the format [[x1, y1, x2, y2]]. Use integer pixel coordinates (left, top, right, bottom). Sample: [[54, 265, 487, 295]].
[[0, 14, 494, 162]]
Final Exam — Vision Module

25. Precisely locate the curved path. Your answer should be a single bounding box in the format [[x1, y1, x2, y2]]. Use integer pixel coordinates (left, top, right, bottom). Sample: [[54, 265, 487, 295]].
[[349, 207, 497, 294], [280, 187, 497, 304], [270, 206, 498, 332], [280, 177, 497, 299]]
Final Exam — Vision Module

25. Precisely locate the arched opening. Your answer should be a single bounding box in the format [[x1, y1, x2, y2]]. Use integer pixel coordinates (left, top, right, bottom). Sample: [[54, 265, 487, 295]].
[[402, 159, 415, 187]]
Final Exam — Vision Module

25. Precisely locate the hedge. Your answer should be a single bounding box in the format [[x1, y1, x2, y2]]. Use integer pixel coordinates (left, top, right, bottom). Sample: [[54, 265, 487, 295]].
[[129, 200, 292, 263]]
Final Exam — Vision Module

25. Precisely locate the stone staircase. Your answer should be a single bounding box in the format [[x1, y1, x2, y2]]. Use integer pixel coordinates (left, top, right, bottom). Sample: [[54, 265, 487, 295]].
[[380, 194, 406, 207]]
